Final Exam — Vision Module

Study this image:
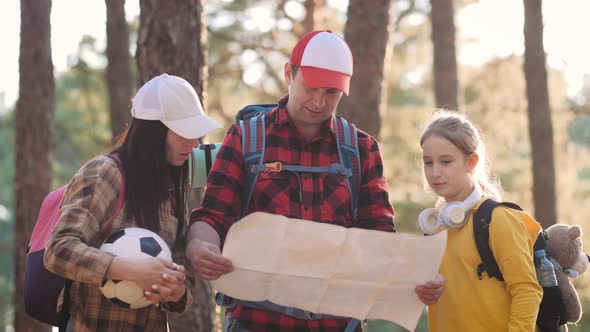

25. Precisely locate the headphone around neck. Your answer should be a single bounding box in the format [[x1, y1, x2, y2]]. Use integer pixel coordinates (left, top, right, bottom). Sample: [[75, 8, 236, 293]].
[[418, 186, 483, 235]]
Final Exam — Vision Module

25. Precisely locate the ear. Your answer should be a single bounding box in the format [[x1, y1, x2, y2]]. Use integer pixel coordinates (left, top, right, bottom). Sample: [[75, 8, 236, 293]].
[[284, 62, 293, 85], [467, 153, 479, 173]]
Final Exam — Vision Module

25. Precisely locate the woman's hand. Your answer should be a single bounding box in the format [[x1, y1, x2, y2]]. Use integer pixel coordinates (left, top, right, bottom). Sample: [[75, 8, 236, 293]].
[[107, 256, 181, 303], [144, 263, 187, 305]]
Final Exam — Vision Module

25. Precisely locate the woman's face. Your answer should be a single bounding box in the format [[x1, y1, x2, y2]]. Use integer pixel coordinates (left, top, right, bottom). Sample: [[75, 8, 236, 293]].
[[421, 134, 477, 202], [166, 130, 199, 166]]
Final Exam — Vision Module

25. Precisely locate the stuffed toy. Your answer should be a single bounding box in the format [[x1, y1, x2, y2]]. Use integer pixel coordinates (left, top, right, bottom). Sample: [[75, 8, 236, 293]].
[[545, 224, 590, 331]]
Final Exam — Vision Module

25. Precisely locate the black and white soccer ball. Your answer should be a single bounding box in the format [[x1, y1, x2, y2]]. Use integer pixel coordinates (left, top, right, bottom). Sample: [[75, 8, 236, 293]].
[[98, 227, 172, 309]]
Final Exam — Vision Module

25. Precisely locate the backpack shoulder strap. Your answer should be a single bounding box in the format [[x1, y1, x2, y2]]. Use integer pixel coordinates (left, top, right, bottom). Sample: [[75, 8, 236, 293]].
[[473, 199, 522, 281], [239, 114, 266, 217], [334, 116, 361, 221]]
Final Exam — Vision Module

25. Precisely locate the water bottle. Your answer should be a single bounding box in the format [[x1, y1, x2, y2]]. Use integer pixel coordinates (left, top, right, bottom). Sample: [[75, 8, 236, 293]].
[[534, 249, 558, 287]]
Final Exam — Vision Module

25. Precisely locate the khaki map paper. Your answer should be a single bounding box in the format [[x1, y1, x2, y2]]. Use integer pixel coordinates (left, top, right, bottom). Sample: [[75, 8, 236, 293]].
[[211, 212, 447, 331]]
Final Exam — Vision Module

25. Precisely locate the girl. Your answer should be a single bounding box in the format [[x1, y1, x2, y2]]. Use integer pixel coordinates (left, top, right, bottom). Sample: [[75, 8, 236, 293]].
[[419, 110, 542, 331], [44, 74, 220, 331]]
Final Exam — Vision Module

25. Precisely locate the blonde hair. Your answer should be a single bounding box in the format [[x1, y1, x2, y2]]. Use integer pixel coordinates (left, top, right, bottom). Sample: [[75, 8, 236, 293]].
[[420, 110, 502, 201]]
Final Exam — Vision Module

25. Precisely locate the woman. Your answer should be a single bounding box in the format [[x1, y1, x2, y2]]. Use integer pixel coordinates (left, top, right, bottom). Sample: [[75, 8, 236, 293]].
[[419, 110, 542, 331], [44, 73, 220, 331]]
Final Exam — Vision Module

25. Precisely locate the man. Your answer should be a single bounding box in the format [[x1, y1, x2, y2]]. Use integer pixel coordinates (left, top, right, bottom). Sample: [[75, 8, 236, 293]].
[[186, 30, 444, 331]]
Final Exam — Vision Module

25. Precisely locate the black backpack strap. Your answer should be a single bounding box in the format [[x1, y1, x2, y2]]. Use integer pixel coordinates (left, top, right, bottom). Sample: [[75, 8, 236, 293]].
[[534, 230, 567, 331], [533, 229, 548, 252], [537, 285, 566, 331], [57, 280, 72, 332], [473, 199, 522, 281]]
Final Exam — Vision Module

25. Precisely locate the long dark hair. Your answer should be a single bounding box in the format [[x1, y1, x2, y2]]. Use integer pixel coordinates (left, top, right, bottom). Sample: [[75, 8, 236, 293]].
[[112, 119, 191, 234]]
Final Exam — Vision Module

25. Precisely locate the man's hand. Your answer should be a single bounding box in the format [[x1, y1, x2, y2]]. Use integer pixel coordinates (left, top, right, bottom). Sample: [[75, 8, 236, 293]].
[[186, 240, 233, 280], [415, 274, 445, 305]]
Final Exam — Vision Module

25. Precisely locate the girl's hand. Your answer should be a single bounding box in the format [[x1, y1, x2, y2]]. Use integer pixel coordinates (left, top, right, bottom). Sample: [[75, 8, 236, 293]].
[[415, 274, 446, 305], [144, 263, 187, 304], [107, 256, 178, 291]]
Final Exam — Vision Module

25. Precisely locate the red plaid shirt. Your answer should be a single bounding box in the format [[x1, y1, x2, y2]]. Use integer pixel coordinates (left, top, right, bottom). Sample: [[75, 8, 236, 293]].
[[191, 96, 395, 331]]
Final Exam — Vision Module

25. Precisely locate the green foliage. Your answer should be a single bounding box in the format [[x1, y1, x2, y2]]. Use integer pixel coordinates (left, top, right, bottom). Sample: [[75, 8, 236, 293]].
[[53, 38, 113, 187], [569, 115, 590, 149], [0, 109, 14, 329], [0, 111, 15, 211], [366, 310, 429, 332], [53, 62, 111, 185]]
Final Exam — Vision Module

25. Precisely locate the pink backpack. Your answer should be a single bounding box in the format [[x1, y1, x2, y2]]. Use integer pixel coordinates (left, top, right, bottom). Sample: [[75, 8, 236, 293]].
[[24, 154, 125, 329]]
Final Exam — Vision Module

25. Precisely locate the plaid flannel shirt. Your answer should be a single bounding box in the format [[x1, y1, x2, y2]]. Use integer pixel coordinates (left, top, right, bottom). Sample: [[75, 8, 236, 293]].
[[44, 155, 192, 332], [191, 97, 395, 332]]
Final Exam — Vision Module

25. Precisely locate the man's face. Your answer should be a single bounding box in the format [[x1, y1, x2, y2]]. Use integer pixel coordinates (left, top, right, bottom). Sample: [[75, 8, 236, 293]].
[[284, 64, 343, 133]]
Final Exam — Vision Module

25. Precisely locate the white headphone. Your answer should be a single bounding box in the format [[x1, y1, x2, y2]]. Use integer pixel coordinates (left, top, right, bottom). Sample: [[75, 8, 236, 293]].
[[418, 186, 483, 235]]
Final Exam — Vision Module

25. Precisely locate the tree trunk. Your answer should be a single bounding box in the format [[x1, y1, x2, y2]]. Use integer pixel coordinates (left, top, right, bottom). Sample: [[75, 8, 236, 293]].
[[136, 1, 213, 331], [14, 0, 55, 331], [339, 0, 394, 139], [523, 0, 557, 228], [302, 0, 325, 34], [430, 0, 458, 111], [105, 0, 132, 142], [136, 0, 207, 96]]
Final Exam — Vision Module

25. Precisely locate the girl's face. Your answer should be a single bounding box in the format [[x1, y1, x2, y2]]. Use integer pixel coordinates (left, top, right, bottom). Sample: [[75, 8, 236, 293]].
[[422, 134, 478, 202], [166, 130, 199, 166]]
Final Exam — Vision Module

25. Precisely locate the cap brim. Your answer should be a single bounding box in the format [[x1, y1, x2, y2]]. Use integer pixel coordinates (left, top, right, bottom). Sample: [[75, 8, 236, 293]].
[[162, 113, 221, 139], [300, 66, 350, 96]]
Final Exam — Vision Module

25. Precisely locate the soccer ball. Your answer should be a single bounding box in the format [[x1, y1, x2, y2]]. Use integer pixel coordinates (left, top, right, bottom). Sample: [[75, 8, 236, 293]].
[[98, 227, 172, 309]]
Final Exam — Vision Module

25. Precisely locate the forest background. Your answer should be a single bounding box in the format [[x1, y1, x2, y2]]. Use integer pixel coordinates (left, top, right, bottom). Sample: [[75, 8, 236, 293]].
[[1, 0, 590, 331]]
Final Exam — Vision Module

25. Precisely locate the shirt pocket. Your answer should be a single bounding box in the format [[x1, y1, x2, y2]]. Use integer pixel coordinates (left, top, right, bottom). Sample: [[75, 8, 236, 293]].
[[321, 173, 352, 226], [251, 171, 299, 213]]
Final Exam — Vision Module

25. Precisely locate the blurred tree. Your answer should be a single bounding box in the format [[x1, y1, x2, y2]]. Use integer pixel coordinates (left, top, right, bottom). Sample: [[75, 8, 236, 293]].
[[430, 0, 458, 110], [523, 0, 557, 227], [136, 1, 213, 331], [105, 0, 132, 142], [302, 0, 325, 33], [14, 0, 54, 331], [206, 0, 294, 128], [53, 40, 113, 182], [339, 0, 394, 138], [136, 0, 207, 94]]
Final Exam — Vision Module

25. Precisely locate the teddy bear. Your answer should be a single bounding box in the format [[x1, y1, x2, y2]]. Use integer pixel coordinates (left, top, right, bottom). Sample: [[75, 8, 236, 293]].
[[545, 224, 590, 331]]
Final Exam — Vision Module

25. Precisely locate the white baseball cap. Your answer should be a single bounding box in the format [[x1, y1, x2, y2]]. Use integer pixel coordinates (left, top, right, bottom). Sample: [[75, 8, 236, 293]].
[[289, 30, 353, 95], [131, 73, 221, 139]]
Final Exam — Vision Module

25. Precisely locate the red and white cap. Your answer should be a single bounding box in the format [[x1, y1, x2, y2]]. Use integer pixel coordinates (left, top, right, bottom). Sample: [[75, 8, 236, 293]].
[[290, 30, 353, 95]]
